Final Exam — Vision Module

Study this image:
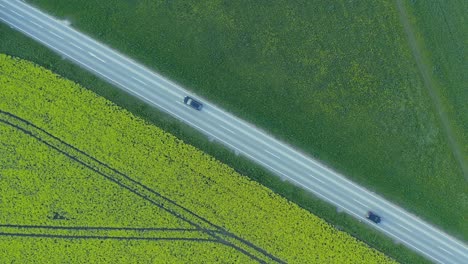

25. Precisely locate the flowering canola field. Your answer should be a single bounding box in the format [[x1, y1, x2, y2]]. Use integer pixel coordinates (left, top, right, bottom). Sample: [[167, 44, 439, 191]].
[[0, 54, 395, 263]]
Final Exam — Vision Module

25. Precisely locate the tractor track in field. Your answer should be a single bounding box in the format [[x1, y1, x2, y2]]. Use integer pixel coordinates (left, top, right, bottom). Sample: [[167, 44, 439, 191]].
[[0, 110, 285, 264], [395, 0, 468, 179], [0, 224, 216, 242], [0, 232, 218, 243]]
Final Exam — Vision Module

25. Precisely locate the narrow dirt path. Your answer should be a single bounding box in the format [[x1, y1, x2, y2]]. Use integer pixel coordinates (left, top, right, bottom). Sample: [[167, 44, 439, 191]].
[[395, 0, 468, 179]]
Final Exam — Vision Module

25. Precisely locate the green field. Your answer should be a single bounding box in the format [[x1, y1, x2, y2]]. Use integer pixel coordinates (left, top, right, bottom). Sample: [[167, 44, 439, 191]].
[[0, 54, 400, 263], [18, 0, 467, 240]]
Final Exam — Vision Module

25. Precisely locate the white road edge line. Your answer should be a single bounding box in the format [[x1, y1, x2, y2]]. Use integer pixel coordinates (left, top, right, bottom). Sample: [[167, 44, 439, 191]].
[[132, 76, 147, 85], [69, 42, 83, 51], [264, 150, 281, 159], [9, 10, 24, 18], [88, 51, 106, 63], [438, 246, 454, 256]]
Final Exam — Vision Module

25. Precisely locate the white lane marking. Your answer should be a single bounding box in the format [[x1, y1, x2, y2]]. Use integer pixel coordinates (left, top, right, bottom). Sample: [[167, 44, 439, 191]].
[[30, 21, 43, 28], [264, 150, 281, 159], [310, 175, 324, 184], [353, 199, 367, 208], [70, 42, 83, 51], [9, 10, 24, 18], [88, 52, 106, 63], [49, 31, 64, 40], [132, 76, 147, 85], [396, 223, 413, 233], [438, 246, 454, 256], [220, 125, 235, 134]]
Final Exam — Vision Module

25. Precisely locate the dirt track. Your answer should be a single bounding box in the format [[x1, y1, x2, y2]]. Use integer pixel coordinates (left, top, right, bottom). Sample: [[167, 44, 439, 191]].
[[395, 0, 468, 179]]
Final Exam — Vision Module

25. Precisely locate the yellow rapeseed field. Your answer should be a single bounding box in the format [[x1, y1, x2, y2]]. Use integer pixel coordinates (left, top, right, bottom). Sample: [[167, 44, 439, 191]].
[[0, 54, 396, 263]]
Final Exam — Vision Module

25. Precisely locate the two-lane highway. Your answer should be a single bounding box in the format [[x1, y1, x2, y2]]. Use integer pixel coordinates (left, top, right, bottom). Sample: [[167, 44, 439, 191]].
[[1, 1, 467, 263]]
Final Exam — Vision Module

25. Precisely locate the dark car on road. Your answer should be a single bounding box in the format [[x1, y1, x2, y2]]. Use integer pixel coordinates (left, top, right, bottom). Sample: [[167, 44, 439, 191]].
[[184, 96, 203, 111], [366, 211, 381, 224]]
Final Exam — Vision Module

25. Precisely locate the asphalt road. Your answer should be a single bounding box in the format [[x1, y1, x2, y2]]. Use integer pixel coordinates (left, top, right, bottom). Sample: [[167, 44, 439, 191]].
[[1, 1, 467, 263]]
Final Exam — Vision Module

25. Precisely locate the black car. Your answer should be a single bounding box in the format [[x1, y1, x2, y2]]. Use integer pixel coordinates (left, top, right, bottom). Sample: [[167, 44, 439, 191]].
[[184, 96, 203, 111], [366, 211, 381, 224]]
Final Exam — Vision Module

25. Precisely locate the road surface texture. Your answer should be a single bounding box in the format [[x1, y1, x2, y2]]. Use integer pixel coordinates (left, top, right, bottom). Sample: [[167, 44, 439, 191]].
[[1, 1, 467, 263]]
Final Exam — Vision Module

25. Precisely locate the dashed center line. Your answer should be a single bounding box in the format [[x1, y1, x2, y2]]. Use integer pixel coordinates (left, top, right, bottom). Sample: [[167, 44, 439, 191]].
[[438, 246, 454, 256], [264, 150, 281, 159], [132, 77, 147, 85], [88, 52, 106, 63], [353, 199, 367, 208], [10, 10, 24, 18], [310, 175, 325, 184], [30, 21, 43, 29], [49, 31, 64, 40], [397, 223, 413, 233], [69, 42, 83, 51], [220, 125, 235, 134]]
